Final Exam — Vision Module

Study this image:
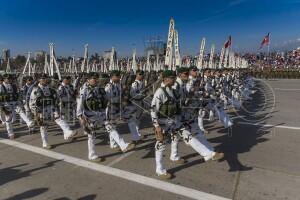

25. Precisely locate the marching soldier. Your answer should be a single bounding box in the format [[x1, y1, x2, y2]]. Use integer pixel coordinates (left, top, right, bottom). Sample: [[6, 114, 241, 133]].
[[105, 70, 138, 149], [58, 76, 76, 122], [0, 74, 35, 138], [0, 75, 14, 139], [151, 70, 224, 179], [29, 74, 77, 149], [20, 76, 35, 120], [186, 67, 210, 134], [77, 72, 135, 161], [129, 70, 146, 143]]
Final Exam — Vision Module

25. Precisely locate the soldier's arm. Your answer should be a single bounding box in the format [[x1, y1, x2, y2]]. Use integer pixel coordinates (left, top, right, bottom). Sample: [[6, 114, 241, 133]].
[[130, 81, 143, 100], [129, 82, 138, 98], [104, 83, 112, 100], [29, 88, 38, 113], [150, 89, 163, 128], [57, 85, 64, 98], [76, 88, 85, 118]]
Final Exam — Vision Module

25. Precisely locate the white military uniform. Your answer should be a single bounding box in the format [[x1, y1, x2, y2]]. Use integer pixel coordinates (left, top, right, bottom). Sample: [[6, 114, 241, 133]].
[[0, 82, 34, 137], [58, 82, 76, 122], [20, 82, 35, 120], [0, 83, 14, 137], [186, 75, 210, 133], [29, 83, 75, 147], [129, 79, 146, 141], [105, 79, 141, 145], [151, 82, 216, 176], [77, 82, 130, 160]]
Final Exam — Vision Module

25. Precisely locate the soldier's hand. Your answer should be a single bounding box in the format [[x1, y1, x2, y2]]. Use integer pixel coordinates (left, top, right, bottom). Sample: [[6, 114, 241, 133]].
[[79, 116, 86, 126], [54, 112, 60, 119], [154, 126, 164, 142]]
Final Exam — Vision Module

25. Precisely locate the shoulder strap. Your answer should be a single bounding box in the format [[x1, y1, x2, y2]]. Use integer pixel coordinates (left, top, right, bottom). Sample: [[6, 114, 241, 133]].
[[2, 85, 7, 93], [160, 86, 173, 101]]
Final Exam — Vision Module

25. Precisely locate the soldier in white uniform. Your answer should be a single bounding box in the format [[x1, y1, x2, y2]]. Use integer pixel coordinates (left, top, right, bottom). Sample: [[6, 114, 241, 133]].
[[77, 72, 135, 161], [58, 76, 76, 122], [20, 76, 35, 120], [151, 70, 224, 179], [129, 70, 146, 143], [29, 74, 77, 149], [105, 70, 138, 149], [186, 66, 209, 134], [0, 74, 35, 139], [0, 75, 14, 139]]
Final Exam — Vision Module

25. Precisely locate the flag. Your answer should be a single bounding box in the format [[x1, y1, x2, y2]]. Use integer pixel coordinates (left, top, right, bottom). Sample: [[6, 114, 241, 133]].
[[260, 33, 270, 49], [224, 36, 232, 48]]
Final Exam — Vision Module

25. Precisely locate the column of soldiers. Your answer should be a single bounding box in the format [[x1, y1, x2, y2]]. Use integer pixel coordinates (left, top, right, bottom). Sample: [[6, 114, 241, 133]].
[[0, 67, 256, 179]]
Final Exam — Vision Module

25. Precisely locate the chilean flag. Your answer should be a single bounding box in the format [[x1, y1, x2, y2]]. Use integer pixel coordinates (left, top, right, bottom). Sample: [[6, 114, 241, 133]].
[[260, 33, 270, 49], [224, 36, 232, 49]]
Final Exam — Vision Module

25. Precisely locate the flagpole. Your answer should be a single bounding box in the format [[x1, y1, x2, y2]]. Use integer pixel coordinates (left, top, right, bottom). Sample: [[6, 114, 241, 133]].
[[268, 33, 271, 67]]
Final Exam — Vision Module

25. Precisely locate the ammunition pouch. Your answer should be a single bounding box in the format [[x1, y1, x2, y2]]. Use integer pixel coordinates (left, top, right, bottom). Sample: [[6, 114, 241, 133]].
[[158, 102, 180, 118]]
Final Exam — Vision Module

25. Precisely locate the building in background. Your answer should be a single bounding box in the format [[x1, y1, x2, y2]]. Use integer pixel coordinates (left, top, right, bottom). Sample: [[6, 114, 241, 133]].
[[2, 49, 10, 62], [35, 50, 46, 60], [144, 36, 166, 56]]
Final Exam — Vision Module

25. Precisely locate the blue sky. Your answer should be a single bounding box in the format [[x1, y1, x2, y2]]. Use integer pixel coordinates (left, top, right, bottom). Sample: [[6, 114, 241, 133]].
[[0, 0, 299, 56]]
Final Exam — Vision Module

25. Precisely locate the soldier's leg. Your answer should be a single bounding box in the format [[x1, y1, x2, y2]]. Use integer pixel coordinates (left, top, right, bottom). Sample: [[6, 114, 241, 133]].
[[191, 123, 214, 152], [170, 132, 182, 162], [87, 132, 102, 161], [54, 118, 76, 140], [15, 106, 34, 128], [3, 113, 14, 138], [105, 122, 134, 152], [40, 126, 50, 148], [214, 106, 233, 128], [128, 117, 141, 142], [155, 140, 167, 175], [209, 110, 214, 120], [109, 133, 119, 149], [198, 108, 208, 134], [180, 128, 216, 161]]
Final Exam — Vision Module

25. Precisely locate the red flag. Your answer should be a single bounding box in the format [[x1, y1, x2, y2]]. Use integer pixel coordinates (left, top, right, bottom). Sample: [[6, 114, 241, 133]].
[[259, 33, 270, 49], [224, 36, 232, 48]]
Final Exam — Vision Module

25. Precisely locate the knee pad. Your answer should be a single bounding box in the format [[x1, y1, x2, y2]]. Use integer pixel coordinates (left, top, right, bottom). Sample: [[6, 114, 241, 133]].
[[170, 133, 179, 142], [179, 129, 194, 143], [155, 141, 166, 151]]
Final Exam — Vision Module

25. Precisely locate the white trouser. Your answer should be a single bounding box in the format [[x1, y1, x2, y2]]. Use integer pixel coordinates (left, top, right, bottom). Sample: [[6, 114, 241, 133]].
[[40, 126, 49, 147], [155, 119, 181, 175], [170, 133, 180, 161], [87, 133, 98, 160], [55, 118, 75, 139], [214, 106, 233, 128], [180, 128, 215, 161], [197, 109, 206, 131], [15, 106, 34, 128], [128, 118, 141, 141], [155, 141, 167, 175], [0, 110, 14, 136], [106, 122, 129, 151]]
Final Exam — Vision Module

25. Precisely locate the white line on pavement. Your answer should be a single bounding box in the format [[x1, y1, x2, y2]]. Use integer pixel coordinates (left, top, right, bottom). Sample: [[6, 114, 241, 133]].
[[107, 151, 135, 167], [274, 88, 300, 91], [238, 122, 300, 130], [0, 138, 230, 200]]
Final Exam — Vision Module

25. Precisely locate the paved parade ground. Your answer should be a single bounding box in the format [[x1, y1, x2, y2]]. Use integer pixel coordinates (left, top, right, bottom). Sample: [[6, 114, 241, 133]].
[[0, 79, 300, 200]]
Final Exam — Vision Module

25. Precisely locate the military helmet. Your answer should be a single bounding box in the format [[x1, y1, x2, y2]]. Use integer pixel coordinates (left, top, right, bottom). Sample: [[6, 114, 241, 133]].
[[3, 73, 12, 80], [176, 67, 189, 74], [110, 70, 121, 77], [87, 72, 99, 79], [162, 70, 176, 78], [39, 73, 49, 79]]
